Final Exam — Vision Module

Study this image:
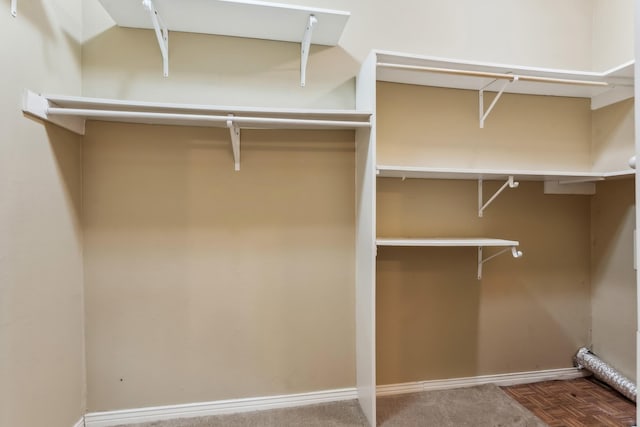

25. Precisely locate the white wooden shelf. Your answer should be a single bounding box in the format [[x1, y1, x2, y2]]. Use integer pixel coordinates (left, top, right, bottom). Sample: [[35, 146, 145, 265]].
[[376, 237, 522, 280], [374, 50, 634, 111], [98, 0, 349, 45], [23, 90, 371, 170], [97, 0, 350, 84], [377, 165, 634, 182], [23, 91, 371, 133], [376, 237, 518, 247]]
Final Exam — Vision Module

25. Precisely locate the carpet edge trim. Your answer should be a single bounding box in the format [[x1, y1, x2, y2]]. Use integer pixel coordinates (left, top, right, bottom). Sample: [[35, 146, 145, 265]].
[[377, 367, 588, 396]]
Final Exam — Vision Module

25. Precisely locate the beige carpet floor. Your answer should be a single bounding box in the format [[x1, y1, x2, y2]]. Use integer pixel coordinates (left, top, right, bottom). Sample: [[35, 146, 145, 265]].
[[116, 384, 545, 426], [377, 384, 545, 427]]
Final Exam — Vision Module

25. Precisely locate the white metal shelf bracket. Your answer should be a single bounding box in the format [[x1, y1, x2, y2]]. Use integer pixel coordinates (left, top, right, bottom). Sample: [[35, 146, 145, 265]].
[[478, 176, 519, 217], [142, 0, 169, 77], [478, 246, 523, 280], [479, 77, 517, 128], [300, 14, 318, 87], [226, 114, 241, 171], [11, 0, 16, 17]]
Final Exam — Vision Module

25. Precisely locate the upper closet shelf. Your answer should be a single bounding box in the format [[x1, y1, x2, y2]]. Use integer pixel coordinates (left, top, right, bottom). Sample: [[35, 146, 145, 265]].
[[377, 165, 634, 182], [23, 90, 371, 170], [374, 50, 634, 112], [97, 0, 350, 85], [98, 0, 349, 44]]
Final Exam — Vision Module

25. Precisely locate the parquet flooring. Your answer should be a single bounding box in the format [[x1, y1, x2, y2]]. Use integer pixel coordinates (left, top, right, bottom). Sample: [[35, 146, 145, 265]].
[[502, 377, 636, 427]]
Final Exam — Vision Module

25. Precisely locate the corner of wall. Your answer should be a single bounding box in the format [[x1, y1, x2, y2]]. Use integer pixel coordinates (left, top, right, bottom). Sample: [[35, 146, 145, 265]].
[[591, 0, 634, 71]]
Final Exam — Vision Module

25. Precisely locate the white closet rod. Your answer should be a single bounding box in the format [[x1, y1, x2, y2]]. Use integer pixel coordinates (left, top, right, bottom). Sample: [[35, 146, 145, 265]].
[[377, 63, 609, 87], [45, 108, 371, 128]]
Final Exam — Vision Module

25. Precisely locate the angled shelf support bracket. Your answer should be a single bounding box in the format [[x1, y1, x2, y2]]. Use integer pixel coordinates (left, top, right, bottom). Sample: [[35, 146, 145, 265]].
[[478, 246, 523, 280], [479, 77, 517, 128], [142, 0, 169, 77], [227, 114, 241, 171], [478, 176, 519, 217], [300, 14, 318, 87], [22, 90, 86, 134], [11, 0, 16, 17]]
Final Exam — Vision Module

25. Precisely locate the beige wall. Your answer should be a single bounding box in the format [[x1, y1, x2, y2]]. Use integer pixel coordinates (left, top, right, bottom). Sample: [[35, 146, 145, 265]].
[[77, 0, 591, 411], [0, 0, 634, 420], [591, 99, 635, 172], [72, 0, 634, 413], [375, 80, 636, 384], [376, 179, 592, 383], [203, 0, 595, 70], [377, 82, 593, 172], [82, 122, 356, 411], [590, 65, 635, 361], [0, 1, 85, 427], [590, 97, 636, 381], [590, 178, 636, 380], [592, 0, 634, 71]]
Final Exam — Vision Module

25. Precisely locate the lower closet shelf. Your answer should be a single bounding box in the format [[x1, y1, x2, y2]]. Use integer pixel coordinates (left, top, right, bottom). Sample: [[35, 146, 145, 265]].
[[375, 237, 518, 247], [376, 238, 523, 279]]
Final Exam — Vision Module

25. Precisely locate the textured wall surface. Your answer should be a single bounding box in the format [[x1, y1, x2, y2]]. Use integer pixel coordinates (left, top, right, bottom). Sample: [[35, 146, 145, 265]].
[[0, 1, 85, 426]]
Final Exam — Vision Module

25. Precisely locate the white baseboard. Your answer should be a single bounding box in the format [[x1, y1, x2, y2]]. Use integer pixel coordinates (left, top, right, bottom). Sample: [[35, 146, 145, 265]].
[[84, 367, 588, 426], [84, 387, 357, 427], [377, 367, 588, 396], [73, 417, 85, 427]]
